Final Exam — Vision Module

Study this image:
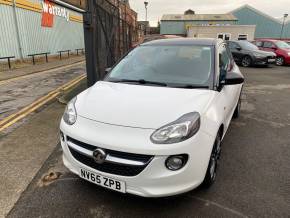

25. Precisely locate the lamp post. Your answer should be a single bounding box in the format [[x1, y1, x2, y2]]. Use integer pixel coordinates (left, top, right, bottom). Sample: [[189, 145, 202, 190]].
[[280, 13, 288, 40], [144, 1, 148, 35]]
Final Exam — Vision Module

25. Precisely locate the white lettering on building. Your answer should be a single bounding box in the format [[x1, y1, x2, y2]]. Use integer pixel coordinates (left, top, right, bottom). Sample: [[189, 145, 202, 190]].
[[42, 2, 70, 21]]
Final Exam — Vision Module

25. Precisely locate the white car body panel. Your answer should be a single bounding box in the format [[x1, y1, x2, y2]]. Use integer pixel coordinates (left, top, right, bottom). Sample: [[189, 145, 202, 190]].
[[60, 117, 216, 197], [60, 39, 244, 197], [75, 81, 216, 130]]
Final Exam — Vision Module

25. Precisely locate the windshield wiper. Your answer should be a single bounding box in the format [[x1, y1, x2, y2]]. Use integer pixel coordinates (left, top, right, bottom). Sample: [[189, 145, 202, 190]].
[[171, 84, 209, 89], [108, 79, 167, 87]]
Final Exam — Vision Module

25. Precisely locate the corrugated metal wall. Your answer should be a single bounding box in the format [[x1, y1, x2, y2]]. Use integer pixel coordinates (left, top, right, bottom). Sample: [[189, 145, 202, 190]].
[[233, 7, 290, 39], [0, 0, 84, 59], [0, 5, 21, 57]]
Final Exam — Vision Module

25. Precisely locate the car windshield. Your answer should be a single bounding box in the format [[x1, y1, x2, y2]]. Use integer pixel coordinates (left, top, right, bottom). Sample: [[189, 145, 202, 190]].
[[106, 45, 213, 88], [238, 41, 259, 50], [275, 41, 290, 49]]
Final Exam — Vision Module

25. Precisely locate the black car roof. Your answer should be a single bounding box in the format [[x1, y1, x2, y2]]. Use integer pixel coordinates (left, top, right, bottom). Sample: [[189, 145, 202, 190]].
[[141, 38, 219, 46]]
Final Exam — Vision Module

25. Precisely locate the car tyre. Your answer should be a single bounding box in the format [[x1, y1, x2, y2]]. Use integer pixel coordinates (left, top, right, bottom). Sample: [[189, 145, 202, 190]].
[[241, 56, 252, 67], [202, 132, 221, 188], [233, 96, 241, 119], [276, 57, 284, 66]]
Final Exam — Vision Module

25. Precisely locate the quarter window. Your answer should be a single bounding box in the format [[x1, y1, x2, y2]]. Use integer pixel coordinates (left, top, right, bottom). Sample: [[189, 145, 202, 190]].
[[219, 45, 231, 82], [263, 42, 274, 48]]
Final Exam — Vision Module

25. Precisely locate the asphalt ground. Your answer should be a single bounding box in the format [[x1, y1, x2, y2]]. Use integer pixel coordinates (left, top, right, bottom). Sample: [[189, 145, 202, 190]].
[[6, 65, 290, 218]]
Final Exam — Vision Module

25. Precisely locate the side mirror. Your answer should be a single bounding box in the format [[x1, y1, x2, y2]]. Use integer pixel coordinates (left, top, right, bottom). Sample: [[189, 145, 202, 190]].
[[236, 46, 242, 51], [224, 71, 244, 85]]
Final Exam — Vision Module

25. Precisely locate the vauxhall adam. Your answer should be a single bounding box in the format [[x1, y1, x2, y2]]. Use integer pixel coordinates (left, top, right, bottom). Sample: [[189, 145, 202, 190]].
[[60, 38, 244, 197]]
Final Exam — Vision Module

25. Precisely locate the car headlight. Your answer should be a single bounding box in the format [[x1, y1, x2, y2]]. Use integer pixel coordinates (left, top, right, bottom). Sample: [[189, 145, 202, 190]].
[[150, 112, 200, 144], [63, 97, 77, 125], [288, 52, 290, 56]]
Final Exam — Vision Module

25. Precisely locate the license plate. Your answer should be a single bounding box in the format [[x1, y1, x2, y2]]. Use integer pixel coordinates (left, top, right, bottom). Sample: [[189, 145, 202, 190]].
[[80, 168, 126, 193], [268, 58, 275, 62]]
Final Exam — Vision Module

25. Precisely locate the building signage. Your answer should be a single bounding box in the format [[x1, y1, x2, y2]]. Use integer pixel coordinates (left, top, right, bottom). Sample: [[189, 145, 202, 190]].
[[41, 0, 69, 27]]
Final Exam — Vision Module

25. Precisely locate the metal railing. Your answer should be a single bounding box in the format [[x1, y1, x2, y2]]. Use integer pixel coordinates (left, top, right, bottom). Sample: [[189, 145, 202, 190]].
[[57, 50, 71, 59], [75, 48, 85, 55], [0, 56, 15, 69], [27, 52, 50, 65]]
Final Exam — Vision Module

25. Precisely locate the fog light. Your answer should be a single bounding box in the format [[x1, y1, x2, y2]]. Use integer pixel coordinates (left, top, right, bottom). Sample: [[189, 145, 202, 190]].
[[165, 155, 188, 171], [60, 131, 65, 141]]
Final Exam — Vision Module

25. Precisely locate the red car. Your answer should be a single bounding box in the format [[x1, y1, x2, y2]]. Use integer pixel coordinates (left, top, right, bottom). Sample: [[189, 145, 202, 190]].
[[253, 39, 290, 66]]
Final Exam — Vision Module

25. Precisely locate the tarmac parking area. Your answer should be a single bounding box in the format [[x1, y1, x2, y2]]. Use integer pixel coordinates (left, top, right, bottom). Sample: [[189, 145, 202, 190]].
[[5, 65, 290, 218]]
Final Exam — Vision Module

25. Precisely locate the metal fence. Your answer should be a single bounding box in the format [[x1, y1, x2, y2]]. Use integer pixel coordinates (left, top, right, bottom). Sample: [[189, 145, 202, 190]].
[[84, 0, 138, 86]]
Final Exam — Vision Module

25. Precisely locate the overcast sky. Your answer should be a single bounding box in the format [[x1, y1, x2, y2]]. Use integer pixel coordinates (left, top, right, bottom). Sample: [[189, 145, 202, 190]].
[[130, 0, 290, 26]]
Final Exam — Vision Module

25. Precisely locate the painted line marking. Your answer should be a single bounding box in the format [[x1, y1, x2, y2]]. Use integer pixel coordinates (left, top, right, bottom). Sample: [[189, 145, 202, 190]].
[[0, 74, 86, 132]]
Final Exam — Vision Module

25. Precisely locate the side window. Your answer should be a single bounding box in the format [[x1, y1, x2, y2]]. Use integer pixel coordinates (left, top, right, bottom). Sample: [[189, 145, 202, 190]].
[[263, 42, 273, 48], [217, 33, 231, 41], [255, 41, 263, 47], [217, 34, 224, 39], [219, 45, 231, 82], [228, 42, 239, 50], [238, 34, 248, 40]]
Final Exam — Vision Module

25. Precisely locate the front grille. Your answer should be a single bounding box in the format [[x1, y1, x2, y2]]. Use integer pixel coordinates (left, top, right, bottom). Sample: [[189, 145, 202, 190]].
[[66, 137, 153, 177]]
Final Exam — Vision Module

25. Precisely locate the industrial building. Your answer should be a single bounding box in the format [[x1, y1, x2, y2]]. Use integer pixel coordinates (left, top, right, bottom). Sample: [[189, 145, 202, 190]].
[[0, 0, 85, 60], [232, 5, 290, 39], [160, 10, 256, 41], [161, 12, 237, 35], [160, 5, 290, 40], [187, 25, 256, 41], [0, 0, 139, 62]]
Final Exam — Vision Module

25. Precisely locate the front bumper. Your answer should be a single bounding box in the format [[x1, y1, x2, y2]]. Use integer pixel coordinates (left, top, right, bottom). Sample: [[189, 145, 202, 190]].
[[253, 56, 276, 65], [284, 56, 290, 65], [60, 116, 215, 197]]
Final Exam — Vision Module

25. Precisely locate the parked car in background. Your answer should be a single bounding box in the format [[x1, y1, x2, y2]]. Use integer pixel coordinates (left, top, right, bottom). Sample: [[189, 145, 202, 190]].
[[60, 38, 244, 197], [227, 40, 276, 67], [253, 39, 290, 66]]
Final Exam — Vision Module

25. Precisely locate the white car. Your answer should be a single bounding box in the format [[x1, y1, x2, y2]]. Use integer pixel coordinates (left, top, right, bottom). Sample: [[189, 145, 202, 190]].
[[60, 38, 244, 197]]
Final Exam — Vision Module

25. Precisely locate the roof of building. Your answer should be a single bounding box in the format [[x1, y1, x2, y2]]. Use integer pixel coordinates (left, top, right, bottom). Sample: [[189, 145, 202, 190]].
[[141, 38, 220, 46], [231, 4, 290, 25], [161, 13, 238, 21]]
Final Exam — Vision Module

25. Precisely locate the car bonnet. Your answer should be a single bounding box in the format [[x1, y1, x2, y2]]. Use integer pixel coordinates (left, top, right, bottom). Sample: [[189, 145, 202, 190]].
[[75, 81, 215, 129]]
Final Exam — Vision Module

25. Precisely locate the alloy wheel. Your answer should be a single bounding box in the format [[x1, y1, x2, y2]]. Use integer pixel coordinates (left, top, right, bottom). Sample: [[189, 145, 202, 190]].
[[276, 57, 284, 66], [209, 137, 220, 180], [202, 133, 221, 187], [215, 136, 222, 159], [242, 56, 251, 67]]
